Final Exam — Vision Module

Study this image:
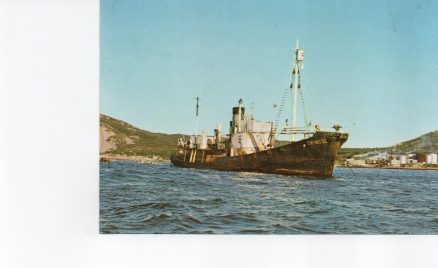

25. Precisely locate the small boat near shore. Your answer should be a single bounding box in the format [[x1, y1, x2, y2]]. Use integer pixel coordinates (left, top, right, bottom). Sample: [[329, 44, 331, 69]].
[[100, 157, 111, 163]]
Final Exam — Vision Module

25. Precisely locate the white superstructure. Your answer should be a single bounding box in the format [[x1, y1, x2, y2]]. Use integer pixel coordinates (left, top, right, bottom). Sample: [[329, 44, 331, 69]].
[[229, 99, 273, 156]]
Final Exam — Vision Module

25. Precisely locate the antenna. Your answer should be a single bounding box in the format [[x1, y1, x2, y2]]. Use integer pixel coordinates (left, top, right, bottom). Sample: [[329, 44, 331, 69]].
[[195, 97, 200, 138]]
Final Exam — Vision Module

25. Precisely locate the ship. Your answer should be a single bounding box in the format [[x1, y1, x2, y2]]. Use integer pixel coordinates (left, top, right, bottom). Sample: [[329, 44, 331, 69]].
[[170, 42, 348, 177]]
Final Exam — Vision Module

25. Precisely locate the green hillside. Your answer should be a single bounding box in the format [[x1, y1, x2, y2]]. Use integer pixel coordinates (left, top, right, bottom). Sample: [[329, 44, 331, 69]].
[[392, 130, 438, 153], [100, 114, 180, 159], [337, 147, 384, 164], [337, 130, 438, 163]]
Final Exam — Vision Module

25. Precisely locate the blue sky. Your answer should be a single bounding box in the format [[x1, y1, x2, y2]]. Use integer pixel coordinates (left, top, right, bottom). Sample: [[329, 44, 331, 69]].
[[101, 0, 438, 147]]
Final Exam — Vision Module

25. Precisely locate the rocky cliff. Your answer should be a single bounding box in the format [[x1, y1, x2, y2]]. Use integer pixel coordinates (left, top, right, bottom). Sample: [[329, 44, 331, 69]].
[[99, 114, 181, 159]]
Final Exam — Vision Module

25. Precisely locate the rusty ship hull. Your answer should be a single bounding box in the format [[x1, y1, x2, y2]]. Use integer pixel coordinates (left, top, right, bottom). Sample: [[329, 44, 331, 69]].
[[170, 131, 348, 177]]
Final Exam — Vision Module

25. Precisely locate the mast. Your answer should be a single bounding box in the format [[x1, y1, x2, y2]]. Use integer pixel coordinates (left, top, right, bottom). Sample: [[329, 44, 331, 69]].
[[238, 98, 242, 132], [195, 97, 199, 144], [290, 39, 304, 142]]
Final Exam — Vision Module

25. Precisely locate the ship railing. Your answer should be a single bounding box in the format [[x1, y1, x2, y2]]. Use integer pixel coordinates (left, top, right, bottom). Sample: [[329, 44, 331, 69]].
[[279, 127, 314, 135]]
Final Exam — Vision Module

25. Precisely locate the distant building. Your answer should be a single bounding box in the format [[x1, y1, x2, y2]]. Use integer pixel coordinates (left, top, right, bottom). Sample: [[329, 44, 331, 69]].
[[346, 150, 438, 167], [417, 153, 428, 163], [399, 155, 407, 164], [345, 159, 366, 166], [390, 159, 400, 165], [426, 153, 438, 164]]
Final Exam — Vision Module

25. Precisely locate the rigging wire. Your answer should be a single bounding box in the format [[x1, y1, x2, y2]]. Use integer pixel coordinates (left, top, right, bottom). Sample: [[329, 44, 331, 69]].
[[298, 75, 310, 129], [270, 87, 290, 143]]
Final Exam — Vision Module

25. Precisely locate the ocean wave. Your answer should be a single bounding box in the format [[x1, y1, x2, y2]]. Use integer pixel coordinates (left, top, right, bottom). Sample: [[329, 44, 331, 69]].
[[100, 161, 438, 234]]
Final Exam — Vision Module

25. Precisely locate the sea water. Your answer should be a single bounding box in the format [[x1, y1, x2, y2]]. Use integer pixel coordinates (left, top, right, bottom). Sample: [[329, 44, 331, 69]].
[[100, 161, 438, 234]]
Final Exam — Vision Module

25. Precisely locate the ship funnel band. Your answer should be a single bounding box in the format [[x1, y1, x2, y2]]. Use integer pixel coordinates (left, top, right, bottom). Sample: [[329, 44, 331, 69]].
[[232, 107, 245, 115]]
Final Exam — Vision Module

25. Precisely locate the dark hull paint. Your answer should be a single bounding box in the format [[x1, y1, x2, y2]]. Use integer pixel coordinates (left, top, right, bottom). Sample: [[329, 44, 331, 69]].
[[170, 131, 348, 177]]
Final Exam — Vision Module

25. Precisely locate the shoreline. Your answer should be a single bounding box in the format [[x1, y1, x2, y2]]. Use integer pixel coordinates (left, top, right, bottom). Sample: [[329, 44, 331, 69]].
[[100, 154, 170, 163], [99, 155, 438, 171], [338, 165, 438, 171]]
